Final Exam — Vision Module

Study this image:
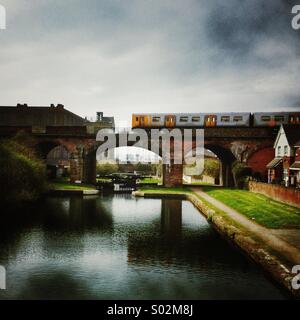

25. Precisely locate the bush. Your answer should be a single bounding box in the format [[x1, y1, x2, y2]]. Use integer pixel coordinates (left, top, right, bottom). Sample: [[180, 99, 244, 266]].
[[187, 158, 220, 180], [96, 163, 119, 176], [232, 161, 252, 189], [0, 137, 47, 203]]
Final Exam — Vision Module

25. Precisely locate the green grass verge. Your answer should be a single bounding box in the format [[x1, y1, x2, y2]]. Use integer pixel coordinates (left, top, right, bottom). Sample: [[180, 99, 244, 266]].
[[139, 186, 192, 194], [50, 181, 97, 191], [202, 187, 300, 229], [138, 178, 162, 185]]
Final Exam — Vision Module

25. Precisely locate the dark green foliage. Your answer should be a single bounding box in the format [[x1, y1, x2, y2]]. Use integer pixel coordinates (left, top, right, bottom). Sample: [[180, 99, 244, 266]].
[[96, 163, 119, 176], [96, 162, 160, 176], [232, 161, 252, 189], [186, 158, 220, 180], [0, 134, 47, 203]]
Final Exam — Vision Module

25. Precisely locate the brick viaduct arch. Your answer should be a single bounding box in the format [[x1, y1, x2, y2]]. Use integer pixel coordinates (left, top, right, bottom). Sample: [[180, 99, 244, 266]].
[[0, 126, 276, 187]]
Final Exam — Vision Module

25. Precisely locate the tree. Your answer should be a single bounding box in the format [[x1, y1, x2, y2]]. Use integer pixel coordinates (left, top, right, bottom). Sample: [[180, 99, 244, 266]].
[[0, 133, 47, 203], [232, 161, 252, 189]]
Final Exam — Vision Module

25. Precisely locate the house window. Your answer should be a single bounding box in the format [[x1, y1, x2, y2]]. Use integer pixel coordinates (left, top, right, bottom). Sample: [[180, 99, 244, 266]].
[[278, 146, 281, 156], [221, 116, 230, 122], [180, 116, 189, 122], [192, 116, 200, 122], [284, 146, 288, 155]]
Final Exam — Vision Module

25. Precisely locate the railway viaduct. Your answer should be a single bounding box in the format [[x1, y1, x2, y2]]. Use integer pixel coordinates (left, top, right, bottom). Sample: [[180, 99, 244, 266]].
[[0, 105, 278, 187]]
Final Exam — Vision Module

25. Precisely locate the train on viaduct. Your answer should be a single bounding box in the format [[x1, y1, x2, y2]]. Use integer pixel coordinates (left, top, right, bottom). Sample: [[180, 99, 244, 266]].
[[0, 104, 299, 187]]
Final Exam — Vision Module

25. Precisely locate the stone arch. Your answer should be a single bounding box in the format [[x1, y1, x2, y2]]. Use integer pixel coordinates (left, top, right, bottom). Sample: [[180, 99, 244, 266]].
[[184, 141, 237, 187], [35, 140, 73, 180], [84, 144, 162, 184], [204, 144, 236, 187]]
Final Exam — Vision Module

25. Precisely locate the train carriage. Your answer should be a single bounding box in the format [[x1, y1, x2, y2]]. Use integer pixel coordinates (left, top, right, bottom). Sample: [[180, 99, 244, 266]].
[[132, 112, 300, 128], [253, 112, 300, 127], [215, 113, 250, 127]]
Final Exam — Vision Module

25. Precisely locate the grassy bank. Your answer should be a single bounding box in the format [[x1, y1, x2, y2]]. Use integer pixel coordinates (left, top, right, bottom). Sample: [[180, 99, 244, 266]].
[[201, 187, 300, 229], [139, 186, 191, 194], [139, 186, 300, 229], [50, 181, 97, 191]]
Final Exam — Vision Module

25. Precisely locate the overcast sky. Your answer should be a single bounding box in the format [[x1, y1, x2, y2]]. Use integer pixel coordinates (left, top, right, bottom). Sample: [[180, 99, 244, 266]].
[[0, 0, 299, 124]]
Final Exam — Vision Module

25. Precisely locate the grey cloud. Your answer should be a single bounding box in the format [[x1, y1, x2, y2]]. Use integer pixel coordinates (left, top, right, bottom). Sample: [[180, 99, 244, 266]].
[[0, 0, 299, 123]]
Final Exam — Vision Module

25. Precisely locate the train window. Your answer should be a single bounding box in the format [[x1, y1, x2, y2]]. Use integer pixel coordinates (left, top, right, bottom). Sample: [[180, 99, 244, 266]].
[[152, 116, 161, 122], [233, 116, 243, 122], [221, 116, 230, 122], [192, 116, 200, 122], [180, 116, 189, 122], [274, 115, 284, 122], [261, 116, 271, 122]]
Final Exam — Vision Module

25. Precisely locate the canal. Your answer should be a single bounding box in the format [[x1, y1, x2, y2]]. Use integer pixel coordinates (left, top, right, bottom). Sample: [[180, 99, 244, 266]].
[[0, 194, 286, 299]]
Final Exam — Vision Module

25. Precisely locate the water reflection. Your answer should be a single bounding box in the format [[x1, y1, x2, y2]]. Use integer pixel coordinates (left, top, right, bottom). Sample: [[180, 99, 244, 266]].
[[0, 195, 287, 300], [161, 199, 182, 240]]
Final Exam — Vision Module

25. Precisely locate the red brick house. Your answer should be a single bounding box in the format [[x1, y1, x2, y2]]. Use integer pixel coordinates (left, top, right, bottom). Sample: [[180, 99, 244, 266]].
[[290, 145, 300, 188], [267, 125, 300, 187]]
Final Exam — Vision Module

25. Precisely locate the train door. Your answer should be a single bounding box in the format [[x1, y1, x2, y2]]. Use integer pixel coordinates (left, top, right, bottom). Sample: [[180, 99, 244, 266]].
[[204, 115, 217, 127], [165, 115, 176, 127], [139, 116, 150, 127], [132, 115, 140, 128]]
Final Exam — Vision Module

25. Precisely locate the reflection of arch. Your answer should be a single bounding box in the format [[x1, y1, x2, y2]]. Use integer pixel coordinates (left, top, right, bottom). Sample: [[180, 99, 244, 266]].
[[161, 199, 182, 240]]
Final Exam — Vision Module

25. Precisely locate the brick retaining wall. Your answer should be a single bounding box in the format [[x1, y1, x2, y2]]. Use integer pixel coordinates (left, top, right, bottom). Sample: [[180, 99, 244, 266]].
[[249, 181, 300, 208]]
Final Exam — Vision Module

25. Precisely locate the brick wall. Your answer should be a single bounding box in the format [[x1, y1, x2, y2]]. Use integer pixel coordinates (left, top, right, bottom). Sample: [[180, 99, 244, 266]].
[[163, 164, 183, 187], [295, 147, 300, 161], [248, 181, 300, 208], [247, 147, 274, 178]]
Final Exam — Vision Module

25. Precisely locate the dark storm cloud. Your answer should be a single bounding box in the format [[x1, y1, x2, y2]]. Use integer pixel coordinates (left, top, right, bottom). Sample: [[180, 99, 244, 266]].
[[0, 0, 299, 124], [205, 0, 300, 63]]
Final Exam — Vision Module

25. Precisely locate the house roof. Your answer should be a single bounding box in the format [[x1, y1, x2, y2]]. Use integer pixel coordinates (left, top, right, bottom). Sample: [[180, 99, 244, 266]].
[[267, 157, 282, 169], [0, 105, 87, 127], [290, 161, 300, 170], [282, 125, 300, 147]]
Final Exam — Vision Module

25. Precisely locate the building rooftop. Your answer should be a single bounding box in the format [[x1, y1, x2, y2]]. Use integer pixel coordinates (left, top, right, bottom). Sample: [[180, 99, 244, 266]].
[[282, 125, 300, 147], [0, 104, 114, 128]]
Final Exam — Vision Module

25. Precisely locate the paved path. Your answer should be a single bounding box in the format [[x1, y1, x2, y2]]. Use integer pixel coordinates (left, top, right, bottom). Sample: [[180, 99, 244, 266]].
[[192, 188, 300, 266]]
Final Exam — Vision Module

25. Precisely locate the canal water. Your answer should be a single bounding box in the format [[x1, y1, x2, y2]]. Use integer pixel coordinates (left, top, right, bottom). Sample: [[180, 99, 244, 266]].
[[0, 195, 286, 299]]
